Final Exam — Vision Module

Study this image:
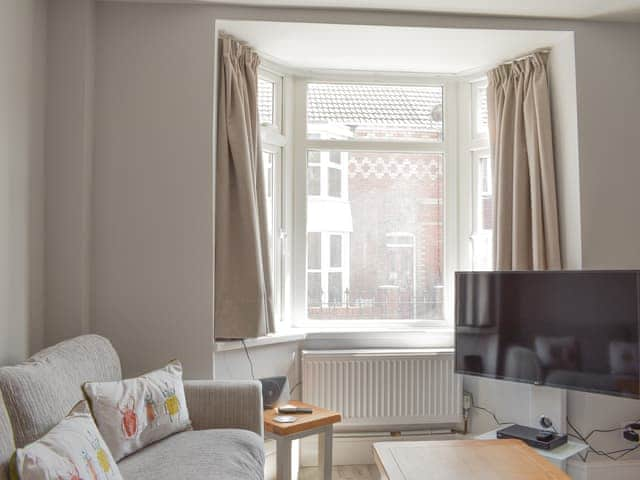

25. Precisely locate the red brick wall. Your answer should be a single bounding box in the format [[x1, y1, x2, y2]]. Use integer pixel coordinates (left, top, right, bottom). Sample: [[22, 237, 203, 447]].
[[346, 151, 444, 319]]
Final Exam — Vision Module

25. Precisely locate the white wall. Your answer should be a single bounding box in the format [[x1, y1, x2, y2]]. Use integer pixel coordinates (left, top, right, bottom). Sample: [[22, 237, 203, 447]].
[[0, 0, 47, 365], [215, 341, 302, 387]]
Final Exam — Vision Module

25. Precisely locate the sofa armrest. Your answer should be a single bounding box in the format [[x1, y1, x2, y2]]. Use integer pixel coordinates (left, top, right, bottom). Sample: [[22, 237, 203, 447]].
[[184, 380, 263, 437]]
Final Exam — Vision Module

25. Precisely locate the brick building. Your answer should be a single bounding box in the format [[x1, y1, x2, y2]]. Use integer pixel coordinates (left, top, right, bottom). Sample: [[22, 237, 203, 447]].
[[304, 83, 445, 320]]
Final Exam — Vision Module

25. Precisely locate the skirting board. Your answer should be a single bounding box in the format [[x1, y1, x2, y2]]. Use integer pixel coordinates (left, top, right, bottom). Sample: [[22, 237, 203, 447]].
[[568, 458, 640, 480], [300, 431, 462, 466]]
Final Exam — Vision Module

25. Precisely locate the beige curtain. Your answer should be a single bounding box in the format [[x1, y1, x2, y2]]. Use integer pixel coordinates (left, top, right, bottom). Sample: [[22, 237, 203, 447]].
[[487, 52, 562, 271], [215, 35, 274, 339]]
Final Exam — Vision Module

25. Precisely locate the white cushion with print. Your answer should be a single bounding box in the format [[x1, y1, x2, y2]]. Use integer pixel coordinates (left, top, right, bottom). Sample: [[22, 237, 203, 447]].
[[13, 401, 123, 480], [83, 360, 191, 462]]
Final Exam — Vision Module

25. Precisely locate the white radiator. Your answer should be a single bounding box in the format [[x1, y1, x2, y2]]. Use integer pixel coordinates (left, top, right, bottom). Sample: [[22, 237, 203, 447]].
[[302, 349, 462, 431]]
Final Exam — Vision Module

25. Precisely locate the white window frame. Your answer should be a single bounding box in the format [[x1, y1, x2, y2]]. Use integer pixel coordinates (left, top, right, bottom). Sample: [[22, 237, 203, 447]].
[[258, 64, 292, 327], [471, 149, 493, 270], [262, 144, 284, 322], [291, 73, 458, 330], [458, 77, 492, 273], [258, 68, 284, 137], [471, 79, 489, 142]]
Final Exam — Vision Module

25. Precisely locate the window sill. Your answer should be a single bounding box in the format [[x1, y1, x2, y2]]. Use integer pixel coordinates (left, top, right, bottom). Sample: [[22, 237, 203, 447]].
[[302, 327, 454, 350], [213, 327, 454, 352], [213, 332, 306, 352]]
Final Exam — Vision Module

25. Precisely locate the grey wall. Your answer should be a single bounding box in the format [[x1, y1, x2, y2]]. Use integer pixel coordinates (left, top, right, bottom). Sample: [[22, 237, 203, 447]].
[[0, 0, 47, 365], [90, 0, 640, 362], [93, 4, 217, 378], [45, 2, 640, 468], [548, 33, 582, 270], [45, 0, 96, 346], [574, 23, 640, 269]]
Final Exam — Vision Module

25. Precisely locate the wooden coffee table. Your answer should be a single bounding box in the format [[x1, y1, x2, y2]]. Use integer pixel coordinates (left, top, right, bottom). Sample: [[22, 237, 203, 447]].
[[264, 400, 341, 480], [374, 439, 570, 480]]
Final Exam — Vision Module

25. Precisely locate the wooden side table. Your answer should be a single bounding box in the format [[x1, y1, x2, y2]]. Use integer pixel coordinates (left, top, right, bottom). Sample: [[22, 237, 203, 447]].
[[264, 400, 341, 480]]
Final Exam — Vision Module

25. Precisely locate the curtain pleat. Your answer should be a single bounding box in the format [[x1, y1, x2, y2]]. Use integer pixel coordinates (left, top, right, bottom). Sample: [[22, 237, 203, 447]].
[[487, 52, 562, 271], [214, 36, 274, 339]]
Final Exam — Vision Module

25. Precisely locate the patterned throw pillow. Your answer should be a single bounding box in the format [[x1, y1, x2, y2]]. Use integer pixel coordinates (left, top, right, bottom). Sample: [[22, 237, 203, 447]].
[[11, 401, 122, 480], [83, 360, 191, 462]]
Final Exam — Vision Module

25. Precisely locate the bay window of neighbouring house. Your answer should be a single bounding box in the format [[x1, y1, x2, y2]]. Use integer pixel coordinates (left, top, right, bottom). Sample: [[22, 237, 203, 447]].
[[257, 66, 494, 331]]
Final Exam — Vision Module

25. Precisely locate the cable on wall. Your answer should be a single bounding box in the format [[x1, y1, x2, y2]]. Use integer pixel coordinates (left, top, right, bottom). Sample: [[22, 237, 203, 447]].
[[567, 417, 640, 462], [464, 392, 513, 428], [463, 392, 640, 462], [240, 339, 256, 380]]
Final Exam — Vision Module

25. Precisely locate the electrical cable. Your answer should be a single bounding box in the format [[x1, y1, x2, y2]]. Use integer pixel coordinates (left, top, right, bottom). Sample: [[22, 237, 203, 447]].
[[240, 339, 256, 380], [466, 392, 512, 427], [289, 381, 302, 395], [567, 417, 640, 462], [464, 394, 640, 462]]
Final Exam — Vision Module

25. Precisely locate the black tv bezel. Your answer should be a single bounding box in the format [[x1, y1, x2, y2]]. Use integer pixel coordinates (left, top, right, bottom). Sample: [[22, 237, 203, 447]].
[[453, 270, 640, 400]]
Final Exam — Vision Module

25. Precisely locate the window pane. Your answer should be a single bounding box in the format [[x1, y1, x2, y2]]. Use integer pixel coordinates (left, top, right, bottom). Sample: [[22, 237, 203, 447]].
[[262, 150, 275, 235], [308, 272, 322, 307], [308, 232, 321, 270], [329, 151, 341, 165], [328, 272, 343, 305], [472, 152, 493, 270], [475, 84, 488, 136], [261, 148, 280, 321], [478, 155, 493, 231], [308, 166, 321, 195], [308, 150, 321, 164], [306, 151, 444, 321], [328, 168, 342, 198], [330, 235, 342, 268], [307, 83, 443, 142], [258, 77, 274, 126]]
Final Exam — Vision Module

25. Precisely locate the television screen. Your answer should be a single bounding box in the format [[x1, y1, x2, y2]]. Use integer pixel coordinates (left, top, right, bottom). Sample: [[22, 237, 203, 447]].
[[455, 271, 640, 398]]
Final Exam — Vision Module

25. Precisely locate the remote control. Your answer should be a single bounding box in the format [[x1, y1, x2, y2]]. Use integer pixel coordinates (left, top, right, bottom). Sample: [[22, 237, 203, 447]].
[[278, 405, 313, 414]]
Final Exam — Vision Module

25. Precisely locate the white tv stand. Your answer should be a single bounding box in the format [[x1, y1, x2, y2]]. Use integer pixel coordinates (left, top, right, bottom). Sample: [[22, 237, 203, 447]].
[[475, 426, 588, 470]]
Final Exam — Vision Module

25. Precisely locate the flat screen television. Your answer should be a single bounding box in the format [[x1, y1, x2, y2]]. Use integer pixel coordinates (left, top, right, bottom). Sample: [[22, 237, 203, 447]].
[[455, 270, 640, 399]]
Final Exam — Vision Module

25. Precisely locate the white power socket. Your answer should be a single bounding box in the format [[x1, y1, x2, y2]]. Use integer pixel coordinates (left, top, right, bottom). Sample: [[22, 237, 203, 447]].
[[463, 392, 472, 411]]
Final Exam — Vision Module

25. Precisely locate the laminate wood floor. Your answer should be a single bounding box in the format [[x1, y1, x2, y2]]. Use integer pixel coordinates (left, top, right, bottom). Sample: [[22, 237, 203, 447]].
[[298, 465, 380, 480]]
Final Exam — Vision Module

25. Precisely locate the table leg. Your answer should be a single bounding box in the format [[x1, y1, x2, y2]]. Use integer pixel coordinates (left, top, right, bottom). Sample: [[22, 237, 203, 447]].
[[276, 437, 294, 480], [318, 426, 333, 480]]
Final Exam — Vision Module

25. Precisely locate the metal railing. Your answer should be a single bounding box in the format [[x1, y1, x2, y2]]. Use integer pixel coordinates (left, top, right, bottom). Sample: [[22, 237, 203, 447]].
[[307, 288, 443, 320]]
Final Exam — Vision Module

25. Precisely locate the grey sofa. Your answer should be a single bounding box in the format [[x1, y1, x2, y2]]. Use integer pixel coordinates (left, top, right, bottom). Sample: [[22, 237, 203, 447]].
[[0, 335, 265, 479]]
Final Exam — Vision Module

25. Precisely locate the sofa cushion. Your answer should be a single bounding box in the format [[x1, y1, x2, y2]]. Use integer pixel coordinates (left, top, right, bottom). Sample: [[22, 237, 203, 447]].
[[84, 360, 191, 461], [12, 401, 123, 480], [118, 429, 264, 480], [0, 335, 122, 448], [0, 392, 15, 480]]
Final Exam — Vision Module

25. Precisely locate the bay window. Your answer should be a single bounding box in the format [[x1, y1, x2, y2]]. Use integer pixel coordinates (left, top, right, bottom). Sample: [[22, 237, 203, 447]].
[[257, 68, 488, 330], [294, 80, 455, 328]]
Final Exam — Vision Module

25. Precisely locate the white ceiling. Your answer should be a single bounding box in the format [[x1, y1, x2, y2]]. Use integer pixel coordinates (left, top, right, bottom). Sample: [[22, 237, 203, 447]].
[[111, 0, 640, 23], [218, 21, 570, 74]]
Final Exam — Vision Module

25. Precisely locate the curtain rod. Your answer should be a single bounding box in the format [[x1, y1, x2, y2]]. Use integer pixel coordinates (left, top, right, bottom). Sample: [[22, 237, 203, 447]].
[[501, 47, 551, 65], [218, 31, 250, 45]]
